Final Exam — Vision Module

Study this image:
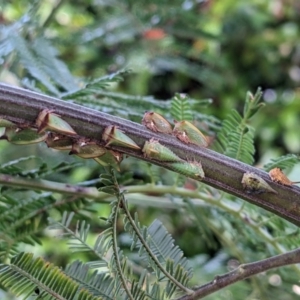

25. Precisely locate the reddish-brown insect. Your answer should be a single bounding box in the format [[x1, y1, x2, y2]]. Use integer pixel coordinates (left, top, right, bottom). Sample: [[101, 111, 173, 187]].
[[269, 168, 300, 186]]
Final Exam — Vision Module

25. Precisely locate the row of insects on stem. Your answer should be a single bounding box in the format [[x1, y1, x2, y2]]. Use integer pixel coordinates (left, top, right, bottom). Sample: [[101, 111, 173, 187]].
[[0, 109, 297, 192], [143, 112, 300, 193], [0, 110, 207, 180]]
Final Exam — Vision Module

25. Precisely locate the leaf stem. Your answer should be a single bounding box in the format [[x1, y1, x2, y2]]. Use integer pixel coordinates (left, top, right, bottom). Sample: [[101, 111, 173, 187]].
[[120, 189, 194, 294], [111, 192, 135, 300]]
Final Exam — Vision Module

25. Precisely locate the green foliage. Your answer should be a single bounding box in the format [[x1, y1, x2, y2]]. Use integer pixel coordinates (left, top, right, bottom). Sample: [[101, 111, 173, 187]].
[[171, 93, 193, 121], [1, 29, 75, 95], [1, 1, 300, 300], [0, 155, 81, 178], [44, 170, 192, 300], [65, 260, 115, 299], [263, 154, 300, 172], [0, 188, 93, 261], [216, 88, 263, 165], [0, 252, 99, 300], [62, 69, 130, 99]]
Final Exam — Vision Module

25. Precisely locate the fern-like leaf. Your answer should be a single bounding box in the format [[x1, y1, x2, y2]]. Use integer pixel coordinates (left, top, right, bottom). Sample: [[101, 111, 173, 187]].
[[65, 260, 115, 300], [31, 37, 78, 92], [10, 33, 60, 95], [216, 109, 255, 164], [131, 279, 148, 300], [125, 215, 193, 298], [171, 93, 193, 121], [228, 124, 255, 165], [216, 89, 264, 164], [263, 154, 300, 172], [0, 192, 58, 261], [0, 252, 99, 300], [48, 211, 110, 267], [101, 168, 193, 298], [0, 155, 82, 179], [61, 69, 130, 100], [0, 185, 94, 261]]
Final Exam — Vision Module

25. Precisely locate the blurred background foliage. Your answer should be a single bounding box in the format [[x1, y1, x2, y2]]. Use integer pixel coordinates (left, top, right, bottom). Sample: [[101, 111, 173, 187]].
[[1, 0, 300, 299]]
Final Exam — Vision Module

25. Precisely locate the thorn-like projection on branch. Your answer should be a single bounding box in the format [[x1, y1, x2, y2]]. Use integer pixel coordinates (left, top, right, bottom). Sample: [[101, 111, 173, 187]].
[[4, 127, 48, 144], [45, 133, 74, 150], [142, 138, 183, 162], [173, 120, 208, 147], [242, 172, 277, 194], [167, 160, 205, 180], [36, 109, 77, 135], [94, 150, 123, 171], [269, 167, 300, 186], [102, 125, 141, 150], [70, 139, 106, 158], [142, 111, 173, 134]]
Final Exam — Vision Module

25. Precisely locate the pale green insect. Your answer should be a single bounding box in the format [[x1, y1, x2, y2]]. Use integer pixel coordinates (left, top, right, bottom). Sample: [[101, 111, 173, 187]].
[[142, 111, 173, 134], [0, 127, 5, 137], [0, 118, 16, 127], [142, 138, 183, 162], [173, 120, 208, 147], [241, 172, 277, 194], [5, 127, 48, 145], [102, 125, 140, 150], [70, 139, 107, 158], [0, 119, 16, 138], [167, 160, 205, 180], [36, 109, 77, 135]]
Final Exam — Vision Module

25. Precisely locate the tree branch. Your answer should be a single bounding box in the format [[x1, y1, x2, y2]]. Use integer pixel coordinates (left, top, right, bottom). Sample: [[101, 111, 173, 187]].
[[177, 247, 300, 299], [1, 83, 300, 226]]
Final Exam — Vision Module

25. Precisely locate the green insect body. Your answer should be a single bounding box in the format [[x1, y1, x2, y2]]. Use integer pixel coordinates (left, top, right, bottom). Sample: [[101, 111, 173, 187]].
[[5, 127, 48, 145], [241, 172, 277, 194], [70, 140, 107, 158], [142, 111, 173, 134], [142, 138, 183, 162], [94, 150, 123, 171], [168, 160, 205, 180], [102, 125, 140, 150], [36, 109, 77, 136], [45, 133, 74, 150], [0, 127, 5, 137], [0, 118, 16, 127], [0, 119, 16, 138], [173, 120, 208, 147]]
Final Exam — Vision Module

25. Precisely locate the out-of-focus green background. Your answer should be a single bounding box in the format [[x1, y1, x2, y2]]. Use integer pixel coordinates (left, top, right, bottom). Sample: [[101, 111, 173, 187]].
[[1, 1, 300, 299]]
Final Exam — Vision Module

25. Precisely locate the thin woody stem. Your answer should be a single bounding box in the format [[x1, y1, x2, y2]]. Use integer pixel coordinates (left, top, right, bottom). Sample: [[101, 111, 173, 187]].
[[1, 83, 300, 226], [176, 247, 300, 300]]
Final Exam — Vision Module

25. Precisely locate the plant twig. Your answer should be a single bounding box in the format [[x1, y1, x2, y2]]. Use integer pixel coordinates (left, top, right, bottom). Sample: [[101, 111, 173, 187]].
[[1, 83, 300, 226], [176, 247, 300, 300]]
